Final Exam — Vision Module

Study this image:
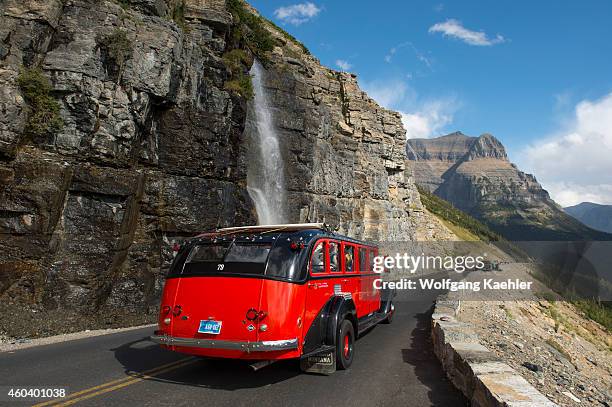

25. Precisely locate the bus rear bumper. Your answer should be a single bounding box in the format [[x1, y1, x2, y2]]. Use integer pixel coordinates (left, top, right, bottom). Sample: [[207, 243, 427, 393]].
[[150, 335, 299, 353]]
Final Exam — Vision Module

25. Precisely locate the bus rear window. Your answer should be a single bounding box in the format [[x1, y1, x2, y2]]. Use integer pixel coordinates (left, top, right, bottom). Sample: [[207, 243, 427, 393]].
[[225, 244, 271, 263], [186, 244, 228, 263], [178, 243, 271, 277]]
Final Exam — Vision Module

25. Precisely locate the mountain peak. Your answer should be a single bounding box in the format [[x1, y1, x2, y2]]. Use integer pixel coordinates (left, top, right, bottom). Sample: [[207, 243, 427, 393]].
[[406, 131, 507, 161], [468, 133, 507, 160]]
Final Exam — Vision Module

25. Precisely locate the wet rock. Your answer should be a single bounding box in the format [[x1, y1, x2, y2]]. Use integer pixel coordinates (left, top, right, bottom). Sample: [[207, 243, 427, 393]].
[[523, 362, 543, 373]]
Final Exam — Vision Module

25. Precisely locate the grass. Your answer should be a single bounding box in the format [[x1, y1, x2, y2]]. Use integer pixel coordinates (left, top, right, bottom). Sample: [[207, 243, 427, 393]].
[[548, 305, 565, 333], [114, 0, 130, 10], [227, 0, 310, 60], [537, 287, 612, 334], [265, 18, 310, 55], [224, 75, 253, 99], [439, 219, 480, 241], [572, 299, 612, 332], [222, 49, 254, 99], [417, 185, 504, 242], [227, 0, 275, 59], [537, 291, 558, 303], [500, 304, 514, 320], [17, 68, 63, 137]]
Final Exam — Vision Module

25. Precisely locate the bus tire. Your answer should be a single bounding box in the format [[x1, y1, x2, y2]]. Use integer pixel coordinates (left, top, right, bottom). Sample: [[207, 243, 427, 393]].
[[382, 302, 394, 324], [336, 319, 355, 370]]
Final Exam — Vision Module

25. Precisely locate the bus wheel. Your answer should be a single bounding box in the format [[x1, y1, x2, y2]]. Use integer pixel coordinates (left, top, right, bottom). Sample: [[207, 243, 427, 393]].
[[382, 303, 394, 324], [336, 319, 355, 369]]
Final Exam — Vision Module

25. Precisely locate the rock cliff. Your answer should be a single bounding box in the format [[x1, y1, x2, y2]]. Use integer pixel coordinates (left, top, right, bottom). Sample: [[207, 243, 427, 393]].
[[0, 0, 450, 337], [407, 132, 611, 241]]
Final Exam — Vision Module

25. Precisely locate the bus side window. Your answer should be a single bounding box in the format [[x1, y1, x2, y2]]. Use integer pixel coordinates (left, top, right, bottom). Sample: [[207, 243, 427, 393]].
[[343, 244, 355, 272], [359, 247, 367, 272], [369, 249, 376, 272], [329, 241, 339, 272], [311, 242, 326, 274]]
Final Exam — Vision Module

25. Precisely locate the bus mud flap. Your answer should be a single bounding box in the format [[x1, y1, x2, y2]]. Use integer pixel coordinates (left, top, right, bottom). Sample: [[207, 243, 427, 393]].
[[300, 350, 336, 374]]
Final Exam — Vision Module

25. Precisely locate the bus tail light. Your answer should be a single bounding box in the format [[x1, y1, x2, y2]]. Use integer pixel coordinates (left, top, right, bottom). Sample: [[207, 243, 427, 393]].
[[246, 308, 267, 321], [289, 241, 305, 250]]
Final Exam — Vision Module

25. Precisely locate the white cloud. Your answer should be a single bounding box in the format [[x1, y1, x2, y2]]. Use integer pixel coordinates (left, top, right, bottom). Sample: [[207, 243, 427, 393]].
[[518, 92, 612, 206], [335, 59, 352, 71], [360, 79, 458, 139], [274, 2, 321, 26], [384, 42, 432, 69], [361, 79, 415, 109], [429, 19, 505, 46], [545, 183, 612, 208], [401, 101, 455, 139]]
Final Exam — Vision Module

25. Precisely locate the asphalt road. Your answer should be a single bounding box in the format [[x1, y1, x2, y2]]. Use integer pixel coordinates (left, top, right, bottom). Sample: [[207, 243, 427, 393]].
[[1, 289, 467, 407]]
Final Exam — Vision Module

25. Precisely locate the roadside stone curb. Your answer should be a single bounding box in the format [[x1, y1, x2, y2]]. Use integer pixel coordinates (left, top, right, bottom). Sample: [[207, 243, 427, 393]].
[[431, 299, 558, 407]]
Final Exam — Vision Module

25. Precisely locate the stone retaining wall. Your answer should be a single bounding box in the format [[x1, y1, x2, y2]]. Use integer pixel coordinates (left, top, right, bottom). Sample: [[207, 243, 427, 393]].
[[431, 299, 558, 406]]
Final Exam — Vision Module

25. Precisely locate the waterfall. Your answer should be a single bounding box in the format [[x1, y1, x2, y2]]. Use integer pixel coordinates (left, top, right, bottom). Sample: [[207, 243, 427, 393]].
[[246, 60, 287, 225]]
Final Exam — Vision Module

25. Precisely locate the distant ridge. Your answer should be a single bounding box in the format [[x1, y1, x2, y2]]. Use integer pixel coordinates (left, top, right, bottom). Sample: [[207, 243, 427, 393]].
[[407, 132, 612, 241], [565, 202, 612, 234]]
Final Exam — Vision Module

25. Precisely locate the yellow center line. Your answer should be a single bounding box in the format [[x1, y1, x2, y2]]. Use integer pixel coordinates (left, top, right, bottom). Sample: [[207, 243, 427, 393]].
[[32, 357, 197, 407]]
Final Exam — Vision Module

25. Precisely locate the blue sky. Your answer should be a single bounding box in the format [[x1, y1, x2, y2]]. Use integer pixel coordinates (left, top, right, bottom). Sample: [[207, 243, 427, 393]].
[[250, 1, 612, 206]]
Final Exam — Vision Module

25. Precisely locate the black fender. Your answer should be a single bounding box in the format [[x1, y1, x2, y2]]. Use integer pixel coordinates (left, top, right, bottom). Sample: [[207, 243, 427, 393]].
[[379, 287, 396, 314], [325, 295, 357, 346], [302, 295, 357, 355]]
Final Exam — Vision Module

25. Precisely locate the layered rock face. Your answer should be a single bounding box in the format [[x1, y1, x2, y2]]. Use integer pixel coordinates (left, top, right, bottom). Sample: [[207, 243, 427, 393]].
[[407, 132, 611, 240], [0, 0, 255, 334], [0, 0, 450, 337], [249, 42, 434, 242]]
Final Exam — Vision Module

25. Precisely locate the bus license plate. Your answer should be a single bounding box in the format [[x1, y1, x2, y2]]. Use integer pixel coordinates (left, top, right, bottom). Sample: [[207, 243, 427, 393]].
[[198, 320, 222, 334]]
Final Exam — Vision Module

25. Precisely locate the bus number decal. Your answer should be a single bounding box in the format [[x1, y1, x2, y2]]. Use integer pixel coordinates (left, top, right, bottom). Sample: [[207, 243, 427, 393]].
[[217, 264, 225, 271]]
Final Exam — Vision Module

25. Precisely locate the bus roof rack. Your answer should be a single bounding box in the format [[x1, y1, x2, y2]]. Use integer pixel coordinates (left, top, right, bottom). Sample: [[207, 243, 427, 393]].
[[215, 223, 332, 234]]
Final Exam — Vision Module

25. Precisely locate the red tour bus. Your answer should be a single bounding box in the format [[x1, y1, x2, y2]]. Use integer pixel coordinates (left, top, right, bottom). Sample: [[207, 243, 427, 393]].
[[151, 223, 395, 373]]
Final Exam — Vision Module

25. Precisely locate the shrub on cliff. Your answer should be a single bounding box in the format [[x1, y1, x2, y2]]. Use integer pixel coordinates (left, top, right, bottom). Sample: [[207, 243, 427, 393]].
[[17, 68, 63, 138], [172, 0, 187, 31], [227, 0, 310, 57], [224, 75, 253, 99], [227, 0, 274, 58], [98, 29, 133, 83], [222, 49, 254, 99]]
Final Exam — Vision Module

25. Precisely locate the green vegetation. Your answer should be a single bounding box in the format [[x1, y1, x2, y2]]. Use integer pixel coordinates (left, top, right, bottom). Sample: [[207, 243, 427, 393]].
[[227, 0, 275, 59], [114, 0, 130, 10], [222, 49, 251, 73], [222, 49, 253, 99], [98, 29, 133, 82], [499, 304, 514, 320], [537, 291, 558, 303], [572, 299, 612, 332], [17, 68, 63, 137], [224, 75, 253, 99], [548, 304, 566, 332], [417, 185, 504, 241], [226, 0, 310, 58], [172, 0, 188, 32], [536, 284, 611, 333], [266, 18, 310, 55]]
